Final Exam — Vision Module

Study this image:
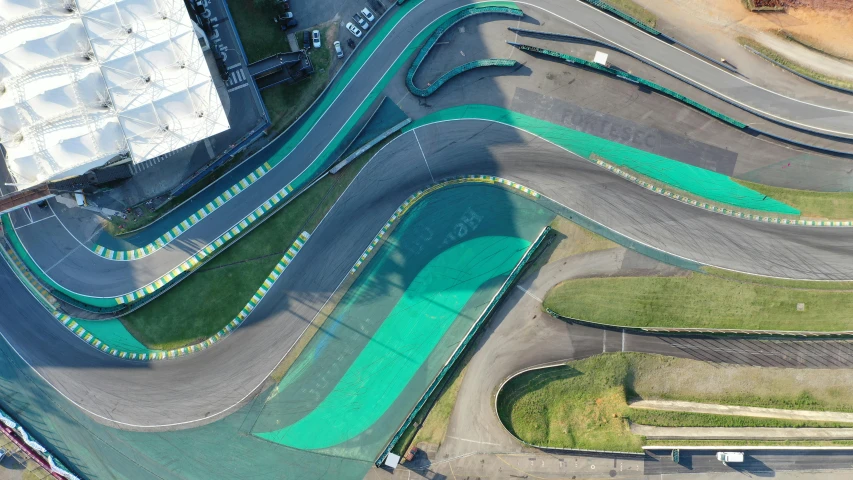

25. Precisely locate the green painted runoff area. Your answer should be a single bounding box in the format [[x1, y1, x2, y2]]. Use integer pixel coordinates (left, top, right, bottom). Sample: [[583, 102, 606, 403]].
[[0, 326, 371, 480], [404, 105, 800, 215], [257, 235, 530, 449], [251, 184, 553, 459]]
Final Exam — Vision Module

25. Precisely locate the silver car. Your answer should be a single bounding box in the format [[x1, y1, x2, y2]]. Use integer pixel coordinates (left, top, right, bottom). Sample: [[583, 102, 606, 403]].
[[334, 41, 343, 58]]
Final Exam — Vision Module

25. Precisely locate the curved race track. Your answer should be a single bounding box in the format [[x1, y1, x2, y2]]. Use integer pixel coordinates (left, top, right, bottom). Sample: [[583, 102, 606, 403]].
[[4, 0, 853, 430], [12, 0, 853, 301]]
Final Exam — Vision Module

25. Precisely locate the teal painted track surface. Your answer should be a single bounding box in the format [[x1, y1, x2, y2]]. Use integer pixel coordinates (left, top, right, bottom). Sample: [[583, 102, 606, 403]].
[[405, 105, 800, 215], [251, 184, 554, 460]]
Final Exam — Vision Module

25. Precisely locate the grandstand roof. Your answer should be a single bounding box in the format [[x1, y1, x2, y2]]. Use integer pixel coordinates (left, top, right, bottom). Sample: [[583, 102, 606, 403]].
[[0, 0, 228, 188]]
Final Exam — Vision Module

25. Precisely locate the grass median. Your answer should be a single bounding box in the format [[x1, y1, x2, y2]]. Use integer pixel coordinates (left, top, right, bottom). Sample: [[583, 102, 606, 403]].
[[498, 353, 853, 451], [262, 25, 335, 136], [734, 179, 853, 220], [121, 136, 395, 350], [544, 271, 853, 332], [601, 0, 656, 28], [737, 36, 853, 92]]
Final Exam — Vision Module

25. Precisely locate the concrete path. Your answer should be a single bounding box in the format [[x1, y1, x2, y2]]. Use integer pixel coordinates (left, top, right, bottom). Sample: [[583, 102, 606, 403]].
[[630, 399, 853, 423], [633, 425, 853, 440]]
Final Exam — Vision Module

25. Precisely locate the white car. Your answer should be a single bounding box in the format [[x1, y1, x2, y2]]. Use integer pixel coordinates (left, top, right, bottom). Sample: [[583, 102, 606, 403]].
[[361, 7, 375, 22], [312, 29, 321, 48], [333, 40, 343, 58], [345, 22, 362, 38]]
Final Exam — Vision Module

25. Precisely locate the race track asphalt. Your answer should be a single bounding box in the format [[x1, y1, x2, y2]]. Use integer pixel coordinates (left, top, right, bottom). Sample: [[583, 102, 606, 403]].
[[5, 120, 853, 430], [12, 0, 853, 300]]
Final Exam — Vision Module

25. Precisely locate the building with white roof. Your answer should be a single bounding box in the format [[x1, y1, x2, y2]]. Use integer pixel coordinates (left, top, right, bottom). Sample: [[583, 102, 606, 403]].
[[0, 0, 228, 188]]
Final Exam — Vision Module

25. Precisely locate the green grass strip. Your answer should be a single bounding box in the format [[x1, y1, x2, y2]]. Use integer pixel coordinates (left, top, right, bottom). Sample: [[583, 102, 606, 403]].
[[734, 178, 853, 220], [544, 272, 853, 332], [404, 105, 798, 215]]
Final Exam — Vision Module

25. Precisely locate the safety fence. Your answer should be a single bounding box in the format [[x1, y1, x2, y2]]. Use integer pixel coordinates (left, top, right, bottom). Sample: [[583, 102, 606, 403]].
[[406, 5, 523, 97], [580, 0, 660, 36], [509, 43, 747, 129], [409, 59, 518, 97], [592, 155, 853, 227], [377, 223, 551, 466], [0, 224, 312, 360], [351, 175, 539, 274], [0, 405, 79, 479], [545, 308, 853, 338]]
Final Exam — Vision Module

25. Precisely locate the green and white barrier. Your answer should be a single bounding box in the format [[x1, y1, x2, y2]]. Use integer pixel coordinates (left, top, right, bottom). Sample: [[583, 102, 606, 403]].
[[406, 5, 523, 97], [92, 162, 275, 261], [592, 156, 853, 227], [351, 175, 539, 274], [0, 229, 312, 360], [509, 43, 748, 129]]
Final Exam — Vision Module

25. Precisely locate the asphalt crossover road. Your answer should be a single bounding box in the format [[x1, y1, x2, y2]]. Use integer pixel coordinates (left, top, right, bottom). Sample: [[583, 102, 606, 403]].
[[11, 0, 853, 300]]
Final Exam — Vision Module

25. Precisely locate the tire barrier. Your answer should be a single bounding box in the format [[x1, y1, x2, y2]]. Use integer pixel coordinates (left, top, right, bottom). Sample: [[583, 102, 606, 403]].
[[0, 227, 313, 361], [592, 155, 853, 227], [508, 42, 748, 129], [350, 175, 539, 275], [377, 222, 551, 466], [406, 5, 524, 97], [742, 44, 853, 95], [0, 409, 80, 480]]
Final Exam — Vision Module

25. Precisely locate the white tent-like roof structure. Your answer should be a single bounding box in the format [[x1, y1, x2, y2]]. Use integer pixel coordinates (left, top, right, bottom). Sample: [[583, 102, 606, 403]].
[[0, 0, 228, 188]]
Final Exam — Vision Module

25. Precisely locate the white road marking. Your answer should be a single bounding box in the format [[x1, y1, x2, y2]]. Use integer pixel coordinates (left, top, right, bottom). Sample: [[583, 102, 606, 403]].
[[602, 329, 607, 353], [516, 285, 542, 302], [14, 215, 55, 229], [518, 0, 853, 137], [412, 130, 436, 184], [447, 436, 502, 446], [227, 83, 249, 93], [622, 328, 625, 352]]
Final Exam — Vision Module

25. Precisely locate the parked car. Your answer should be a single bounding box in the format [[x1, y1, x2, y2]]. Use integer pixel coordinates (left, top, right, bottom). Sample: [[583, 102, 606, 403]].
[[333, 40, 343, 58], [352, 13, 369, 30], [280, 19, 297, 31], [345, 22, 362, 38], [361, 7, 375, 22], [273, 12, 293, 23], [0, 448, 7, 463], [312, 29, 321, 48], [302, 30, 311, 48]]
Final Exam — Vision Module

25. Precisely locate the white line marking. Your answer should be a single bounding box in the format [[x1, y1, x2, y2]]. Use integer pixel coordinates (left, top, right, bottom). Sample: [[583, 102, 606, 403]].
[[46, 202, 90, 250], [23, 207, 33, 223], [516, 285, 542, 302], [518, 0, 853, 137], [447, 436, 502, 446], [227, 63, 242, 70], [227, 83, 248, 93], [622, 329, 625, 352], [412, 130, 435, 183], [602, 329, 606, 353], [408, 117, 853, 282], [14, 215, 55, 229]]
